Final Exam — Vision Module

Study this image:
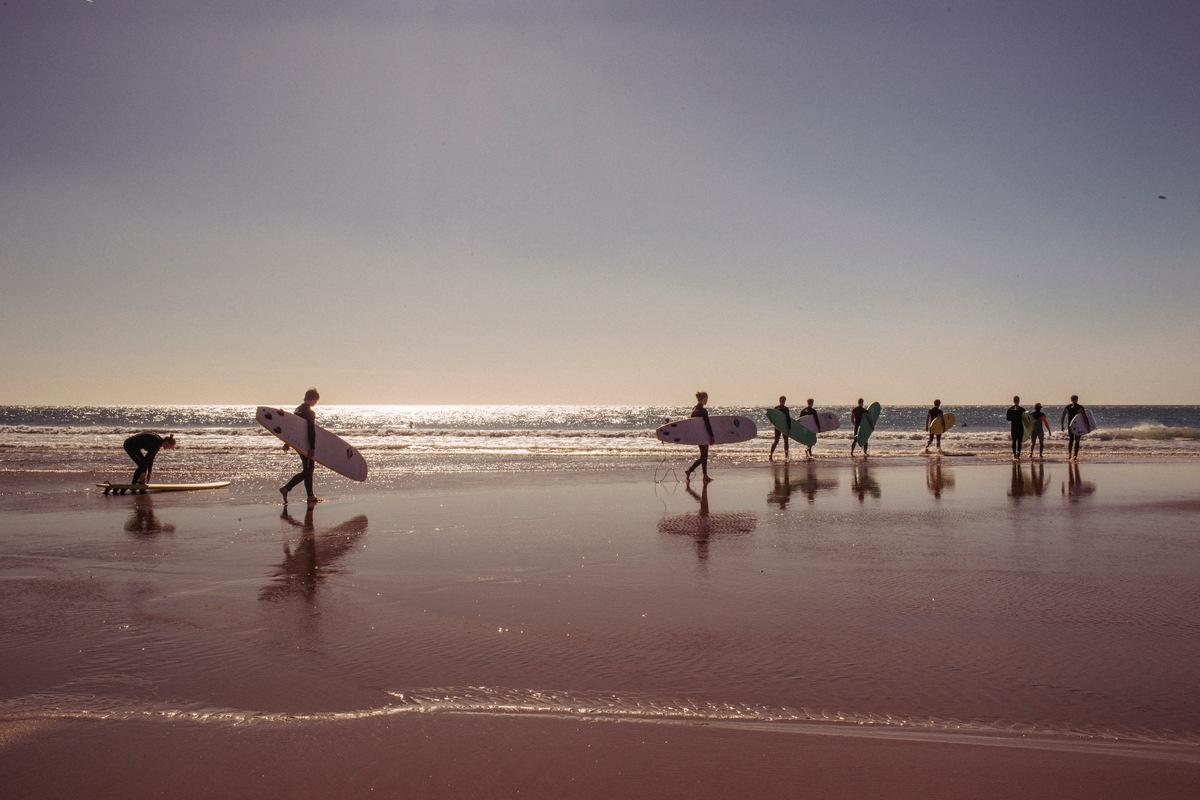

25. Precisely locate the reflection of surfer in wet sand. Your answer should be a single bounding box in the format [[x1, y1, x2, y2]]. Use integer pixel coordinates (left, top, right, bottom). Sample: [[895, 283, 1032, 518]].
[[926, 461, 954, 499], [259, 507, 369, 605], [657, 482, 755, 563], [1009, 462, 1048, 499], [850, 462, 880, 502], [124, 494, 176, 535], [1063, 463, 1096, 500]]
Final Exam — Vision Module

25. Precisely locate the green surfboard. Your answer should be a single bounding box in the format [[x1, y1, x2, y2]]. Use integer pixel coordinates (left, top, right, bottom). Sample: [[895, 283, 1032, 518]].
[[1022, 411, 1034, 443], [766, 408, 816, 447], [855, 402, 882, 447]]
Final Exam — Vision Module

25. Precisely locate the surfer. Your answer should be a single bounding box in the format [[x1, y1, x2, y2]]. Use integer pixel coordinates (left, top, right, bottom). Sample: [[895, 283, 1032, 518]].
[[1005, 396, 1026, 459], [769, 396, 791, 461], [924, 399, 945, 453], [850, 398, 874, 457], [1060, 395, 1087, 461], [123, 432, 176, 487], [684, 391, 714, 482], [797, 399, 820, 458], [280, 388, 321, 505], [1029, 402, 1050, 458]]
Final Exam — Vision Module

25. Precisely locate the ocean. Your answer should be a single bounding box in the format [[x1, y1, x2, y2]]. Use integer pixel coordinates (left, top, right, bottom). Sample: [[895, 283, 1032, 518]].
[[2, 405, 1199, 483]]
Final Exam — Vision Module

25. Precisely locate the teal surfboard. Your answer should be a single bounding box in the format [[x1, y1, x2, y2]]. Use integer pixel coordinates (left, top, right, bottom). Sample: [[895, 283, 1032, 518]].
[[855, 403, 881, 447], [766, 408, 816, 447]]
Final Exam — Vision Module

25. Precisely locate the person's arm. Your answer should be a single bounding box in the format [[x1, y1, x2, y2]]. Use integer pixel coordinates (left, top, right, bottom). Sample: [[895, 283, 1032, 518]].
[[1060, 407, 1068, 430], [701, 407, 714, 441], [306, 411, 317, 459]]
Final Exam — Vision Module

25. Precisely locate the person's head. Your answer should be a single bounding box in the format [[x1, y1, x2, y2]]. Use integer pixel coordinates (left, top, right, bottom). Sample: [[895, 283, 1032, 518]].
[[779, 396, 786, 404], [304, 388, 320, 405], [933, 399, 941, 407], [806, 398, 814, 407], [695, 391, 708, 405], [1035, 403, 1042, 411], [1013, 395, 1020, 404], [1070, 394, 1079, 403], [162, 434, 176, 449], [857, 398, 864, 406]]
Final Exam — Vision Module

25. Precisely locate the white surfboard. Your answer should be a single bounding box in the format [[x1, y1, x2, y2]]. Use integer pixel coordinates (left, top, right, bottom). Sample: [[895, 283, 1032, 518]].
[[796, 411, 841, 434], [98, 481, 230, 494], [256, 407, 368, 482], [1068, 408, 1097, 436], [656, 415, 758, 445]]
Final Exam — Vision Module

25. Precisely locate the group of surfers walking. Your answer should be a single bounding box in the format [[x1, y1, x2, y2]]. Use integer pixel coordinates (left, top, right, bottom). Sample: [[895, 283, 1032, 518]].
[[682, 391, 1091, 483]]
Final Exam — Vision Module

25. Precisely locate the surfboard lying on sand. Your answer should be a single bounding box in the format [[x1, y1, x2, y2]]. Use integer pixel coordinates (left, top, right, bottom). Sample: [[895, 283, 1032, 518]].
[[929, 412, 955, 436], [656, 415, 757, 445], [98, 481, 230, 495], [855, 403, 882, 447], [256, 406, 369, 482], [1068, 408, 1098, 436], [796, 411, 841, 435], [766, 408, 816, 447]]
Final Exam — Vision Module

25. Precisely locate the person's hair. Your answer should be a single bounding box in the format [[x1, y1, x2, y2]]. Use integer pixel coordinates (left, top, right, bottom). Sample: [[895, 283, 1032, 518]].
[[695, 391, 707, 401], [807, 398, 814, 405], [779, 396, 786, 403], [857, 398, 864, 404], [1070, 394, 1079, 402], [1013, 396, 1020, 403], [1035, 403, 1042, 410], [163, 434, 176, 447], [934, 399, 941, 406], [304, 388, 320, 402]]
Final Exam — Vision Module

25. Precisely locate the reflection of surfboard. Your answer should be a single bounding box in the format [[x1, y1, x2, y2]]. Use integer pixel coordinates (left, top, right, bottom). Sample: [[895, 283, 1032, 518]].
[[256, 407, 369, 482], [656, 415, 757, 445], [1022, 411, 1034, 443], [796, 411, 840, 434], [929, 412, 955, 436], [766, 408, 816, 447], [99, 481, 230, 495], [855, 403, 881, 447], [1069, 408, 1097, 436]]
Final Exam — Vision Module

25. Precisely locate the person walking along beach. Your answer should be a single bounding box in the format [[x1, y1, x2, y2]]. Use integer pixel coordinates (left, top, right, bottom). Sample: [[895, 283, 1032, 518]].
[[924, 399, 945, 453], [850, 398, 874, 457], [1060, 395, 1087, 461], [123, 432, 176, 486], [684, 391, 715, 482], [1006, 396, 1026, 459], [1030, 402, 1050, 459], [769, 395, 791, 461], [798, 398, 820, 458], [280, 388, 321, 505]]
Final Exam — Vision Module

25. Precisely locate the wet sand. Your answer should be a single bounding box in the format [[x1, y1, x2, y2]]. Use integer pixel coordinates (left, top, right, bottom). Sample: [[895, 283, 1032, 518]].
[[2, 459, 1199, 797]]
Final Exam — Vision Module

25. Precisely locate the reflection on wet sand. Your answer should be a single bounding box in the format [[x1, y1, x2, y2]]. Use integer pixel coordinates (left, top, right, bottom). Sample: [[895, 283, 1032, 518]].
[[657, 482, 756, 563], [768, 462, 839, 509], [123, 494, 176, 535], [259, 508, 369, 605], [1062, 463, 1097, 500], [926, 461, 955, 499], [1008, 461, 1050, 499], [850, 463, 880, 502]]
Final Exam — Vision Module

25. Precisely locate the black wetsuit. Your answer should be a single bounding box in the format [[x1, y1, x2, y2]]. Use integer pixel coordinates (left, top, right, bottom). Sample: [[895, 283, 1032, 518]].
[[686, 403, 714, 478], [851, 405, 871, 453], [1030, 409, 1048, 454], [770, 403, 791, 457], [124, 432, 166, 485], [1006, 404, 1026, 457], [926, 406, 944, 448], [282, 403, 318, 498], [1062, 402, 1086, 457]]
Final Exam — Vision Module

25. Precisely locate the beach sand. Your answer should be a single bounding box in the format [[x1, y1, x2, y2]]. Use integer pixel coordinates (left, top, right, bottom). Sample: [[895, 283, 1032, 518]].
[[2, 459, 1199, 797]]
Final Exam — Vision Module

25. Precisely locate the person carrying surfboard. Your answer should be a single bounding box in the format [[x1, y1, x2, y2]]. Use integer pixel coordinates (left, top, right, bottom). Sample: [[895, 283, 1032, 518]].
[[1029, 402, 1051, 459], [850, 398, 874, 457], [123, 432, 176, 487], [1005, 396, 1026, 459], [280, 388, 321, 505], [797, 399, 821, 458], [1060, 395, 1087, 461], [769, 396, 791, 461], [684, 391, 715, 482], [924, 399, 945, 453]]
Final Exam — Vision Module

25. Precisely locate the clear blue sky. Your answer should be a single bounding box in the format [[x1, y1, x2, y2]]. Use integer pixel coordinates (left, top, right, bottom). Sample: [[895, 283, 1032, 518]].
[[3, 1, 1197, 405]]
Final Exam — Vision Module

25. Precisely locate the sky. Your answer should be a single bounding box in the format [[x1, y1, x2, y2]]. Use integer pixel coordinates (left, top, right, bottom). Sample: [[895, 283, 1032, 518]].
[[2, 0, 1198, 406]]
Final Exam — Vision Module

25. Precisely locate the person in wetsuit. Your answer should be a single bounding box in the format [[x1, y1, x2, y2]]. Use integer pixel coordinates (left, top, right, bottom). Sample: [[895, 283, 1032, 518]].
[[924, 399, 944, 453], [123, 432, 176, 486], [280, 388, 321, 505], [1029, 402, 1050, 459], [1005, 396, 1026, 459], [769, 395, 791, 461], [1060, 395, 1087, 461], [850, 398, 873, 457], [797, 398, 820, 458], [685, 391, 715, 482]]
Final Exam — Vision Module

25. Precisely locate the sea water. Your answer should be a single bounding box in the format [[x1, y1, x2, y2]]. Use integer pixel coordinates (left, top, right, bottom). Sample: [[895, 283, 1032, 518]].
[[2, 405, 1199, 481]]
